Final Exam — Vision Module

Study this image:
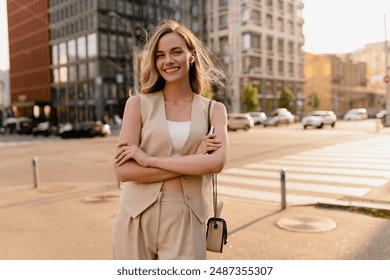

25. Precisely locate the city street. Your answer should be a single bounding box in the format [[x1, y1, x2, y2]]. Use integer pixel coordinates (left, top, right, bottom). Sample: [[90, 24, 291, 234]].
[[1, 119, 390, 261], [1, 119, 389, 207]]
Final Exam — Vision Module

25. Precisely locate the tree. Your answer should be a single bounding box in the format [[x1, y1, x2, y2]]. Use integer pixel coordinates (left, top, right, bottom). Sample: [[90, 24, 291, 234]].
[[241, 83, 259, 112], [307, 91, 320, 110], [279, 87, 294, 112], [202, 86, 214, 100]]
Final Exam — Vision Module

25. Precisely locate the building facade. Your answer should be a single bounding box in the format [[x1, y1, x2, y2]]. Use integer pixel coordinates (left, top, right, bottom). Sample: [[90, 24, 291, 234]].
[[304, 52, 369, 116], [7, 0, 206, 125], [0, 70, 10, 124], [48, 0, 206, 125], [206, 0, 305, 114], [7, 0, 52, 122], [351, 41, 389, 113]]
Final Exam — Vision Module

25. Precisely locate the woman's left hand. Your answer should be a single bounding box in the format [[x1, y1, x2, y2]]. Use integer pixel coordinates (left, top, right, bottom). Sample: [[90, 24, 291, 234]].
[[115, 140, 151, 167]]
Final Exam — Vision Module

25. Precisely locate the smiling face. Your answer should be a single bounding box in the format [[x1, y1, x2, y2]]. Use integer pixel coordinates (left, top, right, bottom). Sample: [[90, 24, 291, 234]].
[[155, 32, 193, 85]]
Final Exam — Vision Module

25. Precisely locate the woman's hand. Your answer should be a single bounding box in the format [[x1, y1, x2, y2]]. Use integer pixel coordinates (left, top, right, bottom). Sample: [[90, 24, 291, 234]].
[[115, 140, 152, 167], [195, 133, 222, 154]]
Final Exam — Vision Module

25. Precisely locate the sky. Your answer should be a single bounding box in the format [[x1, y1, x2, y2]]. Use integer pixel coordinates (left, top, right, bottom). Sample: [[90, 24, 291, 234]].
[[1, 0, 390, 71]]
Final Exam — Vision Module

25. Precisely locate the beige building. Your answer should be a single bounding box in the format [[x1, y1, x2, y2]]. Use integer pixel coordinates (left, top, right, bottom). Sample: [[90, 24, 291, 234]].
[[351, 41, 388, 112], [206, 0, 305, 114], [304, 52, 370, 117]]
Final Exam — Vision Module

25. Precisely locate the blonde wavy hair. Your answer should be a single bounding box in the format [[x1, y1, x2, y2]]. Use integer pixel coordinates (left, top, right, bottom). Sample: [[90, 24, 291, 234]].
[[139, 20, 225, 95]]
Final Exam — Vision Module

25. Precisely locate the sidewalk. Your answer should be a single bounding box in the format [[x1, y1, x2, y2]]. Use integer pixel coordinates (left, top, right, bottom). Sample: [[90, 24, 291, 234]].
[[1, 181, 390, 260]]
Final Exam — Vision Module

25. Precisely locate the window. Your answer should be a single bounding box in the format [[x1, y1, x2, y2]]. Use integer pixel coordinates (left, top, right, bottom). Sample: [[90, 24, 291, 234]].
[[219, 14, 228, 28], [242, 7, 250, 23], [68, 39, 77, 62], [266, 36, 273, 52], [219, 36, 229, 54], [277, 0, 283, 11], [219, 0, 228, 8], [87, 33, 97, 57], [59, 42, 67, 65], [88, 61, 97, 79], [278, 60, 284, 74], [288, 41, 294, 56], [266, 14, 273, 28], [242, 33, 250, 50], [52, 45, 58, 66], [277, 17, 284, 31], [252, 10, 261, 25], [69, 65, 77, 82], [266, 59, 273, 74], [59, 66, 68, 83], [100, 33, 108, 56], [110, 34, 117, 57], [278, 38, 284, 54], [77, 36, 87, 59], [79, 63, 87, 80]]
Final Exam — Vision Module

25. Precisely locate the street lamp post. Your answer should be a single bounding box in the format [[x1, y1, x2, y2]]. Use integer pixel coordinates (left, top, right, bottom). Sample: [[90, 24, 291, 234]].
[[108, 11, 139, 94], [384, 15, 390, 126]]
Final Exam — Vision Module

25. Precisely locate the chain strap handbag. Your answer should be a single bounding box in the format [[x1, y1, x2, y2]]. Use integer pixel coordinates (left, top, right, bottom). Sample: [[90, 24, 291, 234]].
[[205, 100, 228, 253]]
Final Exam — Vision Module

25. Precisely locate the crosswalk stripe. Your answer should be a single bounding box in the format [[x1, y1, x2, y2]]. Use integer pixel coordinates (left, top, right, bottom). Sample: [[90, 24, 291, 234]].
[[267, 159, 390, 171], [218, 185, 349, 206], [244, 163, 390, 181], [218, 174, 370, 196]]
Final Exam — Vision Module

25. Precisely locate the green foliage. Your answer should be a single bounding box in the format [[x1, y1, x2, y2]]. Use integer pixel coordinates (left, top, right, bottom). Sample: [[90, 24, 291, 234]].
[[202, 86, 214, 100], [278, 87, 294, 111], [241, 83, 259, 112], [307, 92, 320, 109]]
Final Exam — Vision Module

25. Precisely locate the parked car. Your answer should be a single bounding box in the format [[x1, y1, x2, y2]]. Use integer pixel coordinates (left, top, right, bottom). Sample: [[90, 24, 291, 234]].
[[376, 110, 388, 119], [59, 121, 111, 138], [32, 122, 59, 137], [343, 108, 368, 121], [263, 108, 294, 127], [302, 111, 337, 129], [3, 117, 34, 134], [248, 112, 267, 125], [227, 113, 254, 131]]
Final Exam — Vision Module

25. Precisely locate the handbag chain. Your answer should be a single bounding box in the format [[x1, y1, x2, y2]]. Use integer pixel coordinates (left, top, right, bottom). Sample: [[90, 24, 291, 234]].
[[207, 100, 218, 218]]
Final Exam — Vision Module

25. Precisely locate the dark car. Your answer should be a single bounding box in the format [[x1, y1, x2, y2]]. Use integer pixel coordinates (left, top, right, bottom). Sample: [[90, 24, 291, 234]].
[[59, 121, 111, 139]]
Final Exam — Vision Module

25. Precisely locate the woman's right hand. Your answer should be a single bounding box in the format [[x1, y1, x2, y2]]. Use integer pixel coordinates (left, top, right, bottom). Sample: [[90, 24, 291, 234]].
[[195, 133, 222, 154]]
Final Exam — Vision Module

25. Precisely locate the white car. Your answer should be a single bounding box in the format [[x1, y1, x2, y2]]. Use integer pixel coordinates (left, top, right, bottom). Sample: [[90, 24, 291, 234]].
[[227, 113, 254, 131], [343, 108, 368, 121], [263, 108, 294, 127], [248, 112, 267, 125], [302, 111, 337, 129]]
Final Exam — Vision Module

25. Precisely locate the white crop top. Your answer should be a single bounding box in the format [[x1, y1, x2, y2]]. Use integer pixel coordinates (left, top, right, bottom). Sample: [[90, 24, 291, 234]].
[[166, 120, 191, 156]]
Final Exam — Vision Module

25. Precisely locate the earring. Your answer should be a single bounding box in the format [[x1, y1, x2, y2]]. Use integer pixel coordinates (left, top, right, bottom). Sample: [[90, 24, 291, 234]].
[[190, 56, 195, 65]]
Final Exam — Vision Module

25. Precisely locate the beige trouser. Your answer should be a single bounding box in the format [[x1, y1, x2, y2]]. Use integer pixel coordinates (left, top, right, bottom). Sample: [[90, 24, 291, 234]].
[[112, 192, 206, 260]]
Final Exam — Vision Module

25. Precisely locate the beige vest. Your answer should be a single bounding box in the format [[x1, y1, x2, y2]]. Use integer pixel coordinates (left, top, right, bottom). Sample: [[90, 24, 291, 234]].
[[119, 91, 215, 222]]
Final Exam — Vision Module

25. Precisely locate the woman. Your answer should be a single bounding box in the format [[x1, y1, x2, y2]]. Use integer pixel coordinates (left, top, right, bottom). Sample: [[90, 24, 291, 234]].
[[113, 20, 228, 260]]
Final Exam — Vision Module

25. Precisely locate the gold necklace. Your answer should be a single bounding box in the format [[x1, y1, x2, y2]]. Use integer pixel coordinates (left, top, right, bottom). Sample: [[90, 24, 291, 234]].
[[165, 101, 192, 113]]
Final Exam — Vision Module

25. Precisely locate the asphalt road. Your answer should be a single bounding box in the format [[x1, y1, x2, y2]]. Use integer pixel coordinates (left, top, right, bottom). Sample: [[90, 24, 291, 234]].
[[0, 119, 390, 207]]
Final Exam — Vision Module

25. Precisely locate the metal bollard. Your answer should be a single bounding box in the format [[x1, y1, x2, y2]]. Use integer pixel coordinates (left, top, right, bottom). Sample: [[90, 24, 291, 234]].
[[114, 163, 121, 189], [280, 168, 286, 210], [32, 157, 40, 188]]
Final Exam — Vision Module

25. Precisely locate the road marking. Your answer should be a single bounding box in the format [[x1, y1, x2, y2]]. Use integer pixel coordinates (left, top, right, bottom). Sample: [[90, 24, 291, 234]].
[[218, 173, 371, 196], [219, 136, 390, 204]]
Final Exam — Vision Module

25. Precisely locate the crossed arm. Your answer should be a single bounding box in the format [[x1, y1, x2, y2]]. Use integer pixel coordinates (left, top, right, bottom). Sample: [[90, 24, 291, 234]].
[[114, 96, 228, 183]]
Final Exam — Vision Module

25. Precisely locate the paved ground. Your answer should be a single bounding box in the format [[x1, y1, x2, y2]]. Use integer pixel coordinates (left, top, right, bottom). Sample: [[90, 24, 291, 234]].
[[1, 180, 390, 260], [1, 124, 390, 260]]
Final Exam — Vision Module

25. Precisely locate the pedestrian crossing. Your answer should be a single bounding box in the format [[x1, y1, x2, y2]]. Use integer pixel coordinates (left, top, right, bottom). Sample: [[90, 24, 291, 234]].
[[218, 135, 390, 206]]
